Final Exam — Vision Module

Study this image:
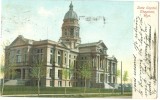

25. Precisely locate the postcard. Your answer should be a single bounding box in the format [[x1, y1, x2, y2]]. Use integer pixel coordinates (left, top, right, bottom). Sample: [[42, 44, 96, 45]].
[[0, 0, 159, 99]]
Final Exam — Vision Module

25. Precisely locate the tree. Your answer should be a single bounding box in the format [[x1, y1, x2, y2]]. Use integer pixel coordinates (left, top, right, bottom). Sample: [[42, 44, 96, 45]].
[[62, 68, 69, 94], [1, 63, 17, 95], [123, 71, 128, 84], [1, 41, 17, 96], [116, 69, 120, 78], [80, 61, 92, 93], [122, 71, 128, 92], [30, 56, 45, 96], [116, 69, 121, 83]]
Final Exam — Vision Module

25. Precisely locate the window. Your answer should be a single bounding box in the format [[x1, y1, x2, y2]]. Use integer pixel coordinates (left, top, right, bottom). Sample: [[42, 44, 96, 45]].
[[35, 48, 43, 63], [65, 57, 67, 64], [40, 49, 43, 53], [58, 81, 62, 87], [106, 75, 108, 83], [64, 53, 67, 64], [75, 82, 77, 87], [100, 59, 103, 68], [74, 60, 76, 68], [100, 74, 104, 82], [108, 76, 111, 83], [69, 59, 71, 67], [37, 49, 40, 53], [16, 50, 21, 63], [50, 80, 53, 86], [70, 28, 74, 36], [50, 69, 53, 77], [65, 32, 67, 35], [58, 56, 61, 65], [24, 54, 27, 63], [69, 72, 71, 79], [23, 69, 25, 79], [58, 50, 62, 65], [81, 82, 83, 86], [58, 70, 62, 79], [113, 77, 115, 83], [50, 54, 53, 64], [50, 48, 55, 64], [24, 49, 27, 63], [109, 61, 111, 72], [69, 82, 71, 87], [74, 73, 77, 79], [69, 55, 71, 58], [113, 63, 115, 74]]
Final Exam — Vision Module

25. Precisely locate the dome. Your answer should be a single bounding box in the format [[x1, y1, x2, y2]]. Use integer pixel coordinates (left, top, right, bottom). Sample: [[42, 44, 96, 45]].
[[64, 2, 78, 20]]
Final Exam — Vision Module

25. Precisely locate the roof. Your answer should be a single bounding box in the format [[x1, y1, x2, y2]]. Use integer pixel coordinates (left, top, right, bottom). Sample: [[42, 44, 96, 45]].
[[64, 2, 78, 20], [108, 56, 117, 61], [78, 40, 108, 49], [78, 42, 99, 47]]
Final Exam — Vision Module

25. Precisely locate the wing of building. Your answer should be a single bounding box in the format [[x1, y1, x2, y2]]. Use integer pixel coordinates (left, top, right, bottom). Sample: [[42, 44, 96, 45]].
[[4, 2, 117, 88]]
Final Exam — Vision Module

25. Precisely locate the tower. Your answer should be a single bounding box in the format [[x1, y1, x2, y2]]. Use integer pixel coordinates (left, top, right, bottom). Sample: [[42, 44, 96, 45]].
[[59, 2, 81, 49]]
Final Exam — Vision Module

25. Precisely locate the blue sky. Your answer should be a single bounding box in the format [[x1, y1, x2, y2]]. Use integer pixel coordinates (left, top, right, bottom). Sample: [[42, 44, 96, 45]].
[[1, 0, 133, 81]]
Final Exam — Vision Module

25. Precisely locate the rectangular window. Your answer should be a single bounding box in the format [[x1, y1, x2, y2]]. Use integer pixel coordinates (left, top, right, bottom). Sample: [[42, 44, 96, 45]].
[[50, 54, 53, 64], [106, 75, 108, 83], [65, 57, 67, 64], [58, 56, 61, 65], [100, 59, 102, 68], [16, 55, 21, 63], [50, 48, 55, 64], [69, 59, 71, 67], [81, 57, 83, 60], [57, 50, 62, 66], [24, 54, 27, 63], [100, 74, 104, 82], [113, 77, 115, 83], [58, 70, 62, 79], [69, 55, 71, 58], [74, 60, 76, 68], [40, 49, 43, 53], [108, 76, 111, 83], [58, 81, 62, 87], [113, 63, 115, 74], [23, 69, 25, 79], [69, 82, 71, 87], [16, 50, 21, 63], [50, 80, 53, 86], [50, 69, 53, 77], [75, 82, 77, 87]]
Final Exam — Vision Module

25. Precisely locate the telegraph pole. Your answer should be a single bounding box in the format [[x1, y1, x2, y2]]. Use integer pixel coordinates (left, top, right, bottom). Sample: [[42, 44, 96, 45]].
[[121, 61, 123, 95]]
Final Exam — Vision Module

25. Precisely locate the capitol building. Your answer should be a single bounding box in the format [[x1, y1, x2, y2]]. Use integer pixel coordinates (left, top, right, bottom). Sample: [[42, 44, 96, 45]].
[[4, 2, 117, 88]]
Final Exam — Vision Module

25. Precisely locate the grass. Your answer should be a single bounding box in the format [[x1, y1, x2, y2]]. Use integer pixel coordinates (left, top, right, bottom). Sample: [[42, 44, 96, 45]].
[[1, 85, 132, 97]]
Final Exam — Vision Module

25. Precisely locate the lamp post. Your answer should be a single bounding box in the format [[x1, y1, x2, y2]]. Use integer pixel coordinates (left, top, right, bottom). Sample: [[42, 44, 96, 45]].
[[121, 61, 123, 95]]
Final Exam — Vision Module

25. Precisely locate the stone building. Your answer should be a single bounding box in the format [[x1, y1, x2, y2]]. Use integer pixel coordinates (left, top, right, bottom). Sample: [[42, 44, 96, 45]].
[[4, 2, 117, 88]]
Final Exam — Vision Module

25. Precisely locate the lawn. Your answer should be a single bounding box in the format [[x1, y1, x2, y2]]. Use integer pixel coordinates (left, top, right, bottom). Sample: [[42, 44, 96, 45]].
[[1, 86, 132, 97]]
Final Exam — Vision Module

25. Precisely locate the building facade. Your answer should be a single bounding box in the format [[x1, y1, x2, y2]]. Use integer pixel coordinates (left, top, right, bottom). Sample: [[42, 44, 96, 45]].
[[5, 2, 117, 88]]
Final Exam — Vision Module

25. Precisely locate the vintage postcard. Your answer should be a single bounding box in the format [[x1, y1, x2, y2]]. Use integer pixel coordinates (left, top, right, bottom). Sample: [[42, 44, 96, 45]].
[[0, 0, 159, 99]]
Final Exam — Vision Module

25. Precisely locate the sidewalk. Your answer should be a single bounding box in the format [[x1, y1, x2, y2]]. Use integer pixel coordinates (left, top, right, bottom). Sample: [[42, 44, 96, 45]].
[[1, 93, 131, 97]]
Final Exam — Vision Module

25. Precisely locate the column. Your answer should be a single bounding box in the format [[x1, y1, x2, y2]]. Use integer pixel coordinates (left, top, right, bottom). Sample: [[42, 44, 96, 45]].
[[55, 48, 57, 66], [47, 47, 50, 65]]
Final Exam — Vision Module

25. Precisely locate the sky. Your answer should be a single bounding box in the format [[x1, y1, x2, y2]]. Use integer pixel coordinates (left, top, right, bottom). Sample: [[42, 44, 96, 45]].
[[0, 0, 133, 82]]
